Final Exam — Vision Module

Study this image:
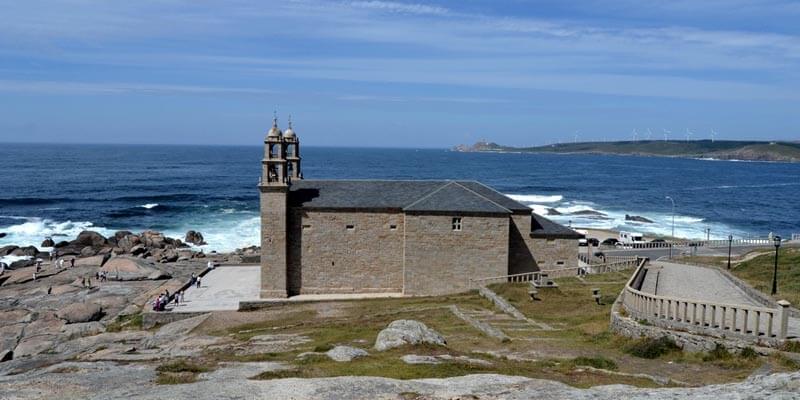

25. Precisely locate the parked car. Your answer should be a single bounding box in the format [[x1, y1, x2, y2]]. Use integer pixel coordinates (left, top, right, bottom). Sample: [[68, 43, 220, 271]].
[[587, 238, 600, 246], [601, 238, 618, 246], [651, 238, 666, 243]]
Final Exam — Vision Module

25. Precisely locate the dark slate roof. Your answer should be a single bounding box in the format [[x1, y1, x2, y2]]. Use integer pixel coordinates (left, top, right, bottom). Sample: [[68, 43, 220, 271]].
[[530, 214, 583, 239], [288, 180, 529, 215], [404, 182, 510, 214]]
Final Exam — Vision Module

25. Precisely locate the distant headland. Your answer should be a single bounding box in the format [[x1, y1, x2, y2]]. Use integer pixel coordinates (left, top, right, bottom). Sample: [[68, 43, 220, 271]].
[[452, 140, 800, 163]]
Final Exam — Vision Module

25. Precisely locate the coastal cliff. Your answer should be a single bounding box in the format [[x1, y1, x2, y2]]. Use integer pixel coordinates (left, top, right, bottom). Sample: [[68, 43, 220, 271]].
[[453, 140, 800, 163]]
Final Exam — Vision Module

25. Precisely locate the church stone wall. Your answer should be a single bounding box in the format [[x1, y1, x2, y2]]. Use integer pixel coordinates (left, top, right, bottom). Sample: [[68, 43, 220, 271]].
[[287, 209, 404, 294], [403, 214, 509, 296], [529, 237, 578, 272], [508, 214, 539, 275]]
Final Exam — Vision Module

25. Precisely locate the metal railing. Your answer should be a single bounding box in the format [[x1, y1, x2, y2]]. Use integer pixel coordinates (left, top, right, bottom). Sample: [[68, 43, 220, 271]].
[[598, 238, 771, 250], [792, 233, 800, 241], [622, 260, 792, 342]]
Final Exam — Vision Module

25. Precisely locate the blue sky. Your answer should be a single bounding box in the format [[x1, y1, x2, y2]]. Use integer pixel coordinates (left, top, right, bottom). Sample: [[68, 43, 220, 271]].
[[0, 0, 798, 147]]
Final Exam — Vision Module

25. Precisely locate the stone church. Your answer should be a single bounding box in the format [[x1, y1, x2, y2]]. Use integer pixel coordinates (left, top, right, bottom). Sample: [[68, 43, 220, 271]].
[[259, 118, 580, 298]]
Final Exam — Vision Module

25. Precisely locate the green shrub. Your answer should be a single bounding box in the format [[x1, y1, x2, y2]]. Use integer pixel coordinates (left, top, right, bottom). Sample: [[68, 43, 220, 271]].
[[740, 347, 758, 359], [624, 337, 680, 359], [702, 343, 732, 362], [572, 356, 618, 371], [313, 344, 333, 352], [155, 372, 197, 385], [156, 360, 212, 374], [781, 341, 800, 353]]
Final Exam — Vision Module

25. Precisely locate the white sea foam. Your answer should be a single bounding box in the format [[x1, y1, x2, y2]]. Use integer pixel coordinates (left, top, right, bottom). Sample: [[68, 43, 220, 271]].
[[0, 217, 115, 250], [0, 255, 32, 265], [140, 203, 159, 209], [506, 194, 563, 203]]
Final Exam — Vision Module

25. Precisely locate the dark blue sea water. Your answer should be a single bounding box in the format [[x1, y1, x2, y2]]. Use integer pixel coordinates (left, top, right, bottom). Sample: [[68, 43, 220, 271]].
[[1, 143, 799, 252]]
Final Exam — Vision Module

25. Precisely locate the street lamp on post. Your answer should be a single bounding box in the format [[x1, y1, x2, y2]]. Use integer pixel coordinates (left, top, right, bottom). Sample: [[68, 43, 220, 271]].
[[665, 196, 675, 258], [771, 235, 781, 295], [727, 234, 733, 270]]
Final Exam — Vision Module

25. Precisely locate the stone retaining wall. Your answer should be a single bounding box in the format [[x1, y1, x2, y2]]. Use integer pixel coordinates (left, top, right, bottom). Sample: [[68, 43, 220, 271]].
[[142, 311, 208, 329], [715, 266, 799, 318]]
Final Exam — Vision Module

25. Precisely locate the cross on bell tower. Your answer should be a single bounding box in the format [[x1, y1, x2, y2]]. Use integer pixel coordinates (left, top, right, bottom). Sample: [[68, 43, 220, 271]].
[[283, 115, 302, 180]]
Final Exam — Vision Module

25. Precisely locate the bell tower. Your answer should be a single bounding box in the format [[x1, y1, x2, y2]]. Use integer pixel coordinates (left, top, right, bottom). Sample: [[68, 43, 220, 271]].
[[259, 114, 289, 298], [283, 116, 302, 180]]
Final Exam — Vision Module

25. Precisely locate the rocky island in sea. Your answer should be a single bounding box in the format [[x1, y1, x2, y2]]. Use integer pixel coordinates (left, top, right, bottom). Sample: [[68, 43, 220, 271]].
[[453, 140, 800, 163]]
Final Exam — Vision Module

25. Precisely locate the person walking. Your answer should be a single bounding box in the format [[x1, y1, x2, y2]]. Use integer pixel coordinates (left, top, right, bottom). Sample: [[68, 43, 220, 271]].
[[70, 258, 75, 268], [196, 276, 201, 288]]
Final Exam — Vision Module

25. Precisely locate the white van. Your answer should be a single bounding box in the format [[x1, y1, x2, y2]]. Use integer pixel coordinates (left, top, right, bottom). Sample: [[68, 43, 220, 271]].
[[618, 231, 644, 245], [575, 229, 588, 246]]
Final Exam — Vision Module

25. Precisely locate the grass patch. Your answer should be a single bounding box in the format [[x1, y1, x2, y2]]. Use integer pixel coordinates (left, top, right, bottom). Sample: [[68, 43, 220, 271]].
[[313, 344, 334, 352], [205, 275, 778, 388], [155, 372, 198, 385], [156, 359, 213, 374], [730, 247, 800, 306], [154, 359, 215, 385], [572, 356, 618, 371], [106, 312, 143, 332], [740, 347, 758, 359], [781, 341, 800, 353], [624, 337, 680, 359], [51, 366, 81, 373], [700, 343, 762, 370]]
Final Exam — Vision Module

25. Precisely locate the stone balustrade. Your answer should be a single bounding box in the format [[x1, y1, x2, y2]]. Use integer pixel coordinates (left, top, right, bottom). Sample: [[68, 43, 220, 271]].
[[622, 261, 792, 344]]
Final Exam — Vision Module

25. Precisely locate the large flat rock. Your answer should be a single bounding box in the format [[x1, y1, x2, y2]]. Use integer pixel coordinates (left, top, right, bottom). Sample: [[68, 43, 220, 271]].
[[100, 257, 170, 281]]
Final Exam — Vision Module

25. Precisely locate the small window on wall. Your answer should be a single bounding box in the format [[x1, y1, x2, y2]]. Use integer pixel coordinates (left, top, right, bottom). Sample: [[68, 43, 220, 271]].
[[556, 261, 565, 266], [346, 224, 355, 231], [452, 217, 462, 231], [389, 224, 397, 230], [302, 224, 311, 230]]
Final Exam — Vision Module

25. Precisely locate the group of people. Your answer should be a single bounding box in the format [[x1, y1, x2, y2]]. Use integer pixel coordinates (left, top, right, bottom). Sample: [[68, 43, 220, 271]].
[[152, 289, 186, 311], [54, 257, 75, 269], [190, 273, 202, 288], [95, 270, 109, 282]]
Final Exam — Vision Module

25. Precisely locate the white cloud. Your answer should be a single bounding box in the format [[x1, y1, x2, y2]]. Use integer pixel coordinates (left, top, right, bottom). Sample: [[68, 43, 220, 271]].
[[0, 80, 276, 95], [347, 1, 450, 16]]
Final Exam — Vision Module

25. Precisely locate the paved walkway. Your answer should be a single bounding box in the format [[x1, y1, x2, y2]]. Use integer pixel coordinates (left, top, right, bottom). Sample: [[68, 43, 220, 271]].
[[173, 266, 261, 312], [170, 265, 404, 312], [640, 261, 799, 339]]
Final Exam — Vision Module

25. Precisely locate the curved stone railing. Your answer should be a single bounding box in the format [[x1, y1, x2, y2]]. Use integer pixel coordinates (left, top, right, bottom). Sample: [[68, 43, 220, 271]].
[[622, 261, 792, 344]]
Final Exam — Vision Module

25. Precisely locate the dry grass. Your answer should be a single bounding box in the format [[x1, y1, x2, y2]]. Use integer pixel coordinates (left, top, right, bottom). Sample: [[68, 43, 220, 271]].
[[201, 272, 797, 388]]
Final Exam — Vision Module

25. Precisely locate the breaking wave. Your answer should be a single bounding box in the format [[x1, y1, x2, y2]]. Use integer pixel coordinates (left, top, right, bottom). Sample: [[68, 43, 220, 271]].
[[508, 193, 747, 240]]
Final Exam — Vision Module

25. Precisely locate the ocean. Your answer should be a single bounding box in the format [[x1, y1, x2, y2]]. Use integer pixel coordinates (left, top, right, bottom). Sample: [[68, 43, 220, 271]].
[[1, 143, 799, 254]]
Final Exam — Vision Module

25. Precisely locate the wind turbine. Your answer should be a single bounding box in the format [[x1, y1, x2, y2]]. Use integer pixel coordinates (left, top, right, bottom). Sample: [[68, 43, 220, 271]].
[[685, 128, 693, 142], [663, 128, 670, 142], [632, 129, 639, 142], [710, 129, 717, 143], [574, 130, 579, 144], [646, 128, 653, 141]]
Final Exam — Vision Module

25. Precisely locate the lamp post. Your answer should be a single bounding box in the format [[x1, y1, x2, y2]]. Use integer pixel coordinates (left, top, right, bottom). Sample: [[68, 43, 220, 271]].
[[727, 234, 733, 270], [771, 235, 781, 295], [665, 196, 675, 259]]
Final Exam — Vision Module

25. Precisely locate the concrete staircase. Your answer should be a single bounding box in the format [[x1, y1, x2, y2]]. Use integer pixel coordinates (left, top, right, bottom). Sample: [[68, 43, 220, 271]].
[[457, 307, 551, 339]]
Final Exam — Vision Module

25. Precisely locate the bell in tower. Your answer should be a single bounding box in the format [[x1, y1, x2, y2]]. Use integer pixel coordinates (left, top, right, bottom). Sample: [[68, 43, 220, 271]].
[[283, 115, 302, 181], [261, 113, 288, 186]]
